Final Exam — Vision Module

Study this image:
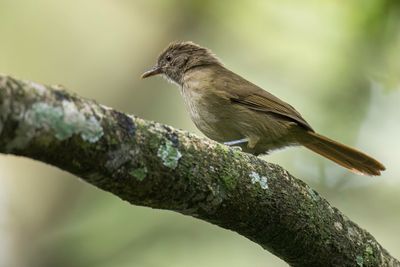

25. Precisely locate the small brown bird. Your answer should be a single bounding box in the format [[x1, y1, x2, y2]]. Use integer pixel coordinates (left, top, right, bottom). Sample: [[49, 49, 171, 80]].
[[142, 41, 385, 176]]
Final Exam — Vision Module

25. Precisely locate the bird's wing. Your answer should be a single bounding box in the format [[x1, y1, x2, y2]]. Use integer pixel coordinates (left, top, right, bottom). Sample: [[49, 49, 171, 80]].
[[231, 93, 314, 131], [215, 68, 314, 131]]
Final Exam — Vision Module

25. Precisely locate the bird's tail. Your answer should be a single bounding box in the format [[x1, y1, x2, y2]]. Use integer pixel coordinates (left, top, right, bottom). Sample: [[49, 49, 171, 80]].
[[298, 131, 385, 176]]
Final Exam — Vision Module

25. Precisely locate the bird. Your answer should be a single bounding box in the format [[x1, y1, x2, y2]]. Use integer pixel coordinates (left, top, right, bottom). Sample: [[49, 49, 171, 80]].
[[141, 41, 385, 176]]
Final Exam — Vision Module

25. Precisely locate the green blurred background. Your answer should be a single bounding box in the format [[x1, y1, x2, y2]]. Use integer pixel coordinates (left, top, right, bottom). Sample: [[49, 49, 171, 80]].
[[0, 0, 399, 266]]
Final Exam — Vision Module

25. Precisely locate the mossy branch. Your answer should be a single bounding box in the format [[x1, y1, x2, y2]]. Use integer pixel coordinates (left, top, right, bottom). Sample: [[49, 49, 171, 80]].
[[0, 74, 398, 267]]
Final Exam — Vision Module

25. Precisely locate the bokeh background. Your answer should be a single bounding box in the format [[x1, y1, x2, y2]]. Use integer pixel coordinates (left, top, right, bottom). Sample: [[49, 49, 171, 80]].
[[0, 0, 399, 266]]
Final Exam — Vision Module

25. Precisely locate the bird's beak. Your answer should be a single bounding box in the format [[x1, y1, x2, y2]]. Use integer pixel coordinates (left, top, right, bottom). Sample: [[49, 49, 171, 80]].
[[141, 65, 162, 79]]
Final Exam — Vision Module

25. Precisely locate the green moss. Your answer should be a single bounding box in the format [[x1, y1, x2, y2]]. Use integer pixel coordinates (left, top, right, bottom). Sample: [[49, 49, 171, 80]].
[[157, 140, 182, 169], [219, 174, 237, 191], [149, 134, 161, 149], [130, 167, 147, 181], [363, 244, 376, 265], [214, 143, 230, 156], [356, 255, 364, 266], [231, 149, 243, 160], [365, 245, 373, 255], [355, 245, 376, 267], [136, 120, 161, 149]]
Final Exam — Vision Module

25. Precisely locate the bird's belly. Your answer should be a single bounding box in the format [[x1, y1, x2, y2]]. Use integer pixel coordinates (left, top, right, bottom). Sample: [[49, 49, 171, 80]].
[[181, 87, 298, 154], [188, 101, 240, 142], [182, 88, 241, 142]]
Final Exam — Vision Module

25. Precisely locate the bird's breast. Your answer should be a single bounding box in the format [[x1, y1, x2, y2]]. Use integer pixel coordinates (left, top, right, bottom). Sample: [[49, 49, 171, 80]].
[[181, 86, 219, 134], [180, 83, 248, 143]]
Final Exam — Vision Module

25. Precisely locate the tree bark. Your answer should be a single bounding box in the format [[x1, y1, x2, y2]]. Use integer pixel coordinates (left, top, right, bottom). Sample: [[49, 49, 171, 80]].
[[0, 74, 398, 267]]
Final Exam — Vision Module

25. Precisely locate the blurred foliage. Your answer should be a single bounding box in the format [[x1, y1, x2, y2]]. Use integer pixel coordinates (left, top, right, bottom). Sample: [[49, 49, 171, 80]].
[[0, 1, 399, 266]]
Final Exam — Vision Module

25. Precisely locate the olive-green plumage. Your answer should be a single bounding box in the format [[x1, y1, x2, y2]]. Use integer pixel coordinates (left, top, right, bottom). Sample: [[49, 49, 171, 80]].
[[142, 41, 385, 176]]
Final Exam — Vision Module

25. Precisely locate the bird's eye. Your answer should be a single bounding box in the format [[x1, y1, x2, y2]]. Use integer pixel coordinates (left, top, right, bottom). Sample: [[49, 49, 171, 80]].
[[166, 55, 172, 62]]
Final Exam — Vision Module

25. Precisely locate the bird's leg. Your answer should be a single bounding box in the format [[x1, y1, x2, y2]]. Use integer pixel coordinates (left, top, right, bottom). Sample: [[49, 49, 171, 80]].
[[224, 138, 249, 146]]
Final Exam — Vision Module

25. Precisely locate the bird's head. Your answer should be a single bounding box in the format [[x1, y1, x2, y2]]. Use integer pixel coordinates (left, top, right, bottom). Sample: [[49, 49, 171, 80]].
[[141, 41, 221, 85]]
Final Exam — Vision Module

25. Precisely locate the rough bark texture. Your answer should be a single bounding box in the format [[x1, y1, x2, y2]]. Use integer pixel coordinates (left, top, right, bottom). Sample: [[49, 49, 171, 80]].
[[0, 74, 398, 267]]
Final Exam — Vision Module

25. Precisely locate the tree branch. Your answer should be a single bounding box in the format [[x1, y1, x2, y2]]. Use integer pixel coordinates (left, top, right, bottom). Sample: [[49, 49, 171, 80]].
[[0, 74, 398, 267]]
